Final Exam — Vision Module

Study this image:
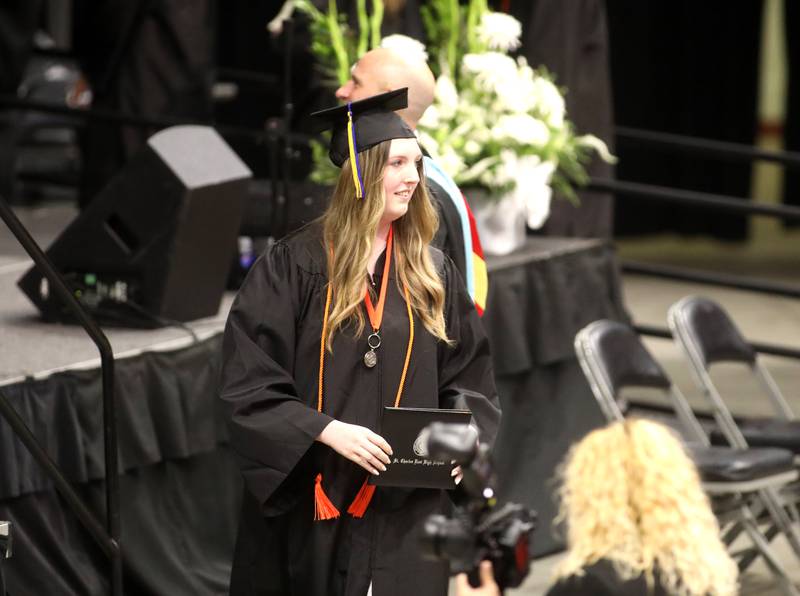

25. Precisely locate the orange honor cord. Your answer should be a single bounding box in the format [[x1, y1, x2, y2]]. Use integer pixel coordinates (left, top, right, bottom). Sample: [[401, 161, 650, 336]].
[[347, 478, 377, 517], [395, 283, 414, 408], [364, 225, 393, 331], [314, 280, 340, 521], [316, 226, 415, 520], [349, 284, 414, 519]]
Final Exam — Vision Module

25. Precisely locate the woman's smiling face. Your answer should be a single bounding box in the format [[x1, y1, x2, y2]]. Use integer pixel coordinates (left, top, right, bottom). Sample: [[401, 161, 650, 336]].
[[380, 137, 422, 226]]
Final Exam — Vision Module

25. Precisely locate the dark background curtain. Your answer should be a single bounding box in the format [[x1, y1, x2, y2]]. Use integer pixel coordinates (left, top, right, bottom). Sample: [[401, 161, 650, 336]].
[[73, 0, 216, 206], [783, 0, 800, 224], [606, 1, 763, 240], [508, 0, 616, 239]]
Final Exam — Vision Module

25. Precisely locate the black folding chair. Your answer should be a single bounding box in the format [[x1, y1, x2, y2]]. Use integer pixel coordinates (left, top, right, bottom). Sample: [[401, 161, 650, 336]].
[[668, 295, 800, 454], [575, 319, 800, 594]]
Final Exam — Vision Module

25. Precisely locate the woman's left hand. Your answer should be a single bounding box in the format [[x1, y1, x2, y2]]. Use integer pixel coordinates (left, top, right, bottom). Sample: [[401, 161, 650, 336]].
[[451, 465, 463, 485]]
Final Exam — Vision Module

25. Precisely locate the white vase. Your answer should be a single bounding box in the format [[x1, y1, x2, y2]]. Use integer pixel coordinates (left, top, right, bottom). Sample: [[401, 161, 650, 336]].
[[520, 160, 556, 230], [467, 187, 527, 256], [464, 161, 556, 256]]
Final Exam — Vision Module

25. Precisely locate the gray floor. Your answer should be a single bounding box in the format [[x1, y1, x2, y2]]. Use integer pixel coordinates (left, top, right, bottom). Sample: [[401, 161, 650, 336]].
[[460, 230, 800, 595]]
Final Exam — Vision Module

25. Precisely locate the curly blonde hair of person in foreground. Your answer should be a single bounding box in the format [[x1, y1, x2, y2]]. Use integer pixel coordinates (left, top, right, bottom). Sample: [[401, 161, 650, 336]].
[[553, 418, 739, 596]]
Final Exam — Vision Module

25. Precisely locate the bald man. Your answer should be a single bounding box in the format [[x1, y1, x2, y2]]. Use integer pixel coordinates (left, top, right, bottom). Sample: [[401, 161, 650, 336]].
[[335, 48, 434, 129], [336, 48, 483, 305]]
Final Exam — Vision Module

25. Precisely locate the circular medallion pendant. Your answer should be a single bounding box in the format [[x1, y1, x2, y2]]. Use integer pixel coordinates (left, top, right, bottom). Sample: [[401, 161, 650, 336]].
[[364, 349, 377, 368]]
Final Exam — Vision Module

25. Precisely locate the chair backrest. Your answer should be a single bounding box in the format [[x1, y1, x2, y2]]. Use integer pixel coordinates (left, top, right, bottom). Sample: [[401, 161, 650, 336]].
[[575, 320, 708, 444], [669, 296, 794, 421], [670, 296, 755, 367]]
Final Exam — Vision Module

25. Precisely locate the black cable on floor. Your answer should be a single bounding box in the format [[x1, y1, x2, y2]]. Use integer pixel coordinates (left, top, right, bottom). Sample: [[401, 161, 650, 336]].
[[114, 299, 201, 344]]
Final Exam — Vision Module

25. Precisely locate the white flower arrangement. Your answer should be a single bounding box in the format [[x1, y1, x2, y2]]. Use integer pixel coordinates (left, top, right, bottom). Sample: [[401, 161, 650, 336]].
[[476, 12, 521, 52], [418, 1, 614, 207], [380, 34, 428, 63], [296, 0, 614, 214]]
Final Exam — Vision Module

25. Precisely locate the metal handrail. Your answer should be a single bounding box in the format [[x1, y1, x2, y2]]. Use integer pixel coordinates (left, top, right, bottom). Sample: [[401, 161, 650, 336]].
[[0, 93, 312, 145], [588, 177, 800, 222], [0, 93, 252, 139], [590, 177, 800, 315], [622, 261, 800, 300], [635, 324, 800, 361], [616, 126, 800, 169], [30, 46, 280, 86], [0, 390, 117, 556], [0, 196, 122, 595]]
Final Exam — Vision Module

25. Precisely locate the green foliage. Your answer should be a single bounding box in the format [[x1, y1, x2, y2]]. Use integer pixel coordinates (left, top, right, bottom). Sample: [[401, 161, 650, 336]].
[[309, 134, 340, 185], [294, 0, 387, 183], [295, 0, 614, 204], [294, 0, 386, 86], [420, 0, 490, 80]]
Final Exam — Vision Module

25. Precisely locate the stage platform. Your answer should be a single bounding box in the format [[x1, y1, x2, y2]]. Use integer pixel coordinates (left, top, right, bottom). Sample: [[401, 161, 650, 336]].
[[0, 204, 240, 595], [0, 204, 232, 386], [0, 258, 231, 386]]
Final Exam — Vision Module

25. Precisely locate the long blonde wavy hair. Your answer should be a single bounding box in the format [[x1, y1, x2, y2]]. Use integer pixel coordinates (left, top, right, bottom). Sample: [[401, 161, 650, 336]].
[[553, 418, 738, 596], [321, 139, 448, 350]]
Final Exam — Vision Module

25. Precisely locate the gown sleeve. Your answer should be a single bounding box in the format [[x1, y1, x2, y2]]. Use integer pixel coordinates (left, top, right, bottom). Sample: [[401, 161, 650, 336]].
[[220, 241, 333, 511], [437, 254, 501, 447]]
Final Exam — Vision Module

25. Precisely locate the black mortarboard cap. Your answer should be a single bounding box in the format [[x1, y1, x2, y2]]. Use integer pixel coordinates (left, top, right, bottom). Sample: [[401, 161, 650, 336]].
[[310, 88, 416, 198]]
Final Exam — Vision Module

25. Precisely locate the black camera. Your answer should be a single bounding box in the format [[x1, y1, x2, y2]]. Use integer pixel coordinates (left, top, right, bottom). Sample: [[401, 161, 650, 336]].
[[418, 423, 536, 592]]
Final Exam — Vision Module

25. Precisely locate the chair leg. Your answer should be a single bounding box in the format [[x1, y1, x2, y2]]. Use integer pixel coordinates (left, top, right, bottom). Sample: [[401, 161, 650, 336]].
[[722, 520, 744, 547], [740, 506, 800, 596], [737, 486, 800, 571], [738, 524, 780, 573], [761, 487, 800, 559], [785, 500, 800, 525]]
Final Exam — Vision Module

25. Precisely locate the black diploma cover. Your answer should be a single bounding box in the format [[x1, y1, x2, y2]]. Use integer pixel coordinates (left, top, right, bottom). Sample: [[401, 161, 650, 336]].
[[370, 406, 471, 489]]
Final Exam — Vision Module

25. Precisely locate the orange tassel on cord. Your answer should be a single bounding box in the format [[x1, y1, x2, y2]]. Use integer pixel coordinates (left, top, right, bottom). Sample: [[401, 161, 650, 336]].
[[314, 474, 340, 520], [347, 477, 377, 518]]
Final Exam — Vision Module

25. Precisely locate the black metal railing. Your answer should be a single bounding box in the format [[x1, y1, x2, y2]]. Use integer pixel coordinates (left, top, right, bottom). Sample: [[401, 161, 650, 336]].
[[601, 128, 800, 363], [589, 177, 800, 222], [0, 196, 122, 595], [615, 125, 800, 169], [0, 93, 312, 147], [621, 261, 800, 300], [634, 324, 800, 361], [0, 93, 260, 143]]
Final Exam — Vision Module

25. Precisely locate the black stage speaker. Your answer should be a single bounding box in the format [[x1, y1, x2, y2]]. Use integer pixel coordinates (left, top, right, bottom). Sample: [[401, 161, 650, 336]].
[[18, 125, 252, 326]]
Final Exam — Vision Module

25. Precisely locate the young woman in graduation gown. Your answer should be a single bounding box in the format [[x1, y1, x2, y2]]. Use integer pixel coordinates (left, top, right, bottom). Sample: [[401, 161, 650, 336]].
[[220, 89, 501, 596]]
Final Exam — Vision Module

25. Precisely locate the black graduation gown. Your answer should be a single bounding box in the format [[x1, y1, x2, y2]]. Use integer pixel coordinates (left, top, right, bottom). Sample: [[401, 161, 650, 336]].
[[545, 560, 670, 596], [427, 177, 468, 283], [220, 222, 501, 596]]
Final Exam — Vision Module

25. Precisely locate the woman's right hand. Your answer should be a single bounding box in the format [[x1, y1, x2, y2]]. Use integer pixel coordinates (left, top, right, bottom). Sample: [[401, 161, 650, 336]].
[[455, 561, 500, 596], [317, 420, 393, 476]]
